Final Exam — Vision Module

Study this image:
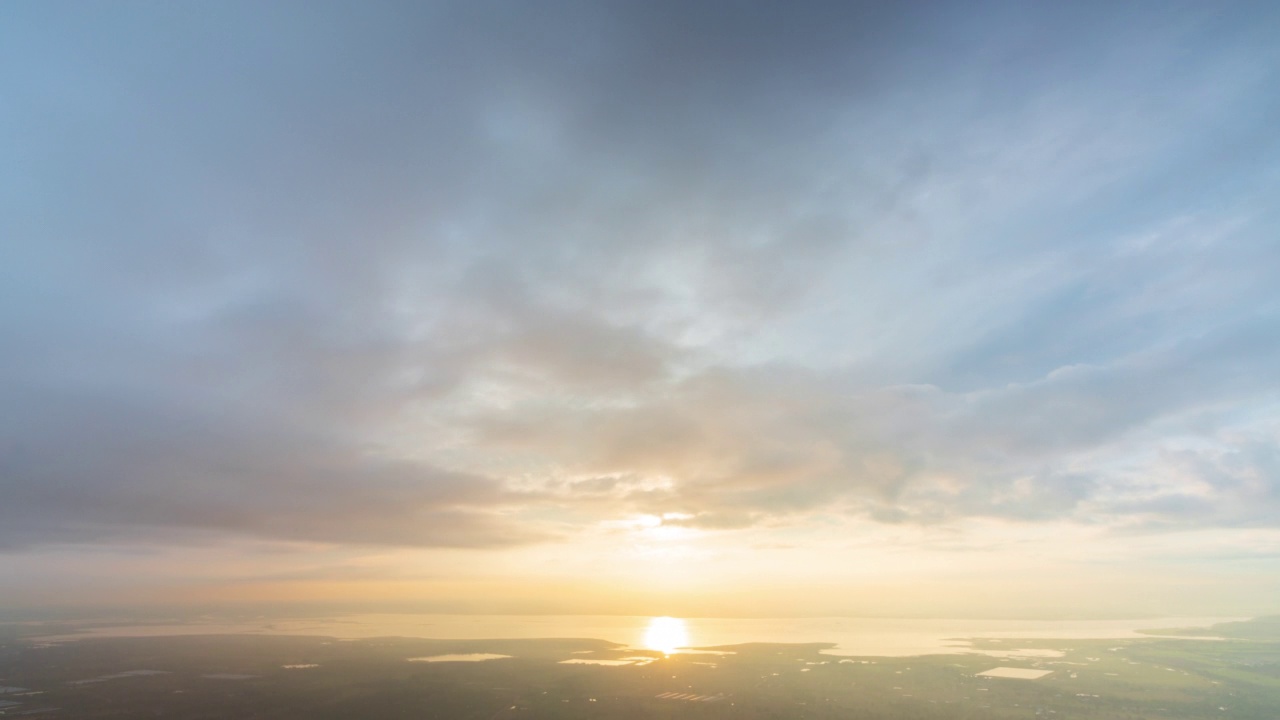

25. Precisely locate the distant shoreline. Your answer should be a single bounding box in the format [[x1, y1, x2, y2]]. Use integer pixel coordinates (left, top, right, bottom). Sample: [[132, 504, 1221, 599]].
[[9, 613, 1256, 659]]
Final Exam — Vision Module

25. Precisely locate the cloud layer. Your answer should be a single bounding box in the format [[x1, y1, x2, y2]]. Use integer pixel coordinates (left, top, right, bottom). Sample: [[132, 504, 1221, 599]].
[[2, 0, 1279, 561]]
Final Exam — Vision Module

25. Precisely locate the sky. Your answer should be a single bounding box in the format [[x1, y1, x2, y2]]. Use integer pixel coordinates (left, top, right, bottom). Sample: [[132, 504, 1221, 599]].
[[2, 0, 1279, 619]]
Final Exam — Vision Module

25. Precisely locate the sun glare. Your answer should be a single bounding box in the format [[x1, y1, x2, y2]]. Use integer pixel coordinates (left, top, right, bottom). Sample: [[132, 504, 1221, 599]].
[[643, 616, 689, 655]]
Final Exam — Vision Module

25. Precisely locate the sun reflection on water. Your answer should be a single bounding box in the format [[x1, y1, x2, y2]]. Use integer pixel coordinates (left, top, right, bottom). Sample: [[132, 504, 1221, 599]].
[[643, 616, 689, 655]]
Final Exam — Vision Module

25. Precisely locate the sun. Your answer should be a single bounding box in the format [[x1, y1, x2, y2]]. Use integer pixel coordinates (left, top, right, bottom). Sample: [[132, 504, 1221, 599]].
[[643, 616, 689, 655]]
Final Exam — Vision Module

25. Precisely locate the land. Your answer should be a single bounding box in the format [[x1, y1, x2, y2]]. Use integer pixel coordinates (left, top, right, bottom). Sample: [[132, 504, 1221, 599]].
[[1, 618, 1278, 719]]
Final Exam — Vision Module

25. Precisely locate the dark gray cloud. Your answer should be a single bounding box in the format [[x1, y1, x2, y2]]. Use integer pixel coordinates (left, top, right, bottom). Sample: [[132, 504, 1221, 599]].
[[0, 384, 543, 549], [1, 0, 1279, 551]]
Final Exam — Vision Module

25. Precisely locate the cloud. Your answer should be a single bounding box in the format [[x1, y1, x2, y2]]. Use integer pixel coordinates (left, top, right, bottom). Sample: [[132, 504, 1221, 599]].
[[467, 316, 1280, 529], [0, 0, 1278, 555], [0, 385, 545, 549]]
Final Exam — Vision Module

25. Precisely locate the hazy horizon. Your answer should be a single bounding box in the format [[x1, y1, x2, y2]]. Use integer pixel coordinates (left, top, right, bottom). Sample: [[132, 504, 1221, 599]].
[[3, 1, 1280, 621], [0, 602, 1258, 624], [13, 613, 1251, 657]]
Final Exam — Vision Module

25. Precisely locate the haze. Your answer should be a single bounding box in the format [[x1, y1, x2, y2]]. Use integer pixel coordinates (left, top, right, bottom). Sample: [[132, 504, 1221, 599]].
[[2, 1, 1279, 620]]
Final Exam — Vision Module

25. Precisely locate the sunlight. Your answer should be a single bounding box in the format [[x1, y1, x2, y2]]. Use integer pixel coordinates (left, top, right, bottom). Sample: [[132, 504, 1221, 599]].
[[643, 616, 689, 655]]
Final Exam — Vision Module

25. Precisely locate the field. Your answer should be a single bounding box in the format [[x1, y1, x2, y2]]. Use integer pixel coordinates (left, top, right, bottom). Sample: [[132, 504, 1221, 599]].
[[1, 618, 1278, 719]]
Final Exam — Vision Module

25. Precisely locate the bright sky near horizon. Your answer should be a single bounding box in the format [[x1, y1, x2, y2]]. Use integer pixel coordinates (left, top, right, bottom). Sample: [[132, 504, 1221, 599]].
[[2, 1, 1279, 618]]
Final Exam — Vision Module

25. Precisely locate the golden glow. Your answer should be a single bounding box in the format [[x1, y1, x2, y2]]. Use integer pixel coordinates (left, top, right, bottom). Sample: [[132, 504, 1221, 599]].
[[635, 514, 663, 529], [643, 616, 689, 655]]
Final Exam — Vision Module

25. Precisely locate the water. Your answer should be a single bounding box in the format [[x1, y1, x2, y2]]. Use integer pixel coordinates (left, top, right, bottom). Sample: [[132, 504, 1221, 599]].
[[407, 654, 511, 662], [30, 614, 1234, 657]]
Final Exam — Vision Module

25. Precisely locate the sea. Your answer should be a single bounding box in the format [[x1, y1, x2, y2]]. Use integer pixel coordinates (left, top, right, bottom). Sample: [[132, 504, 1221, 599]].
[[27, 614, 1236, 657]]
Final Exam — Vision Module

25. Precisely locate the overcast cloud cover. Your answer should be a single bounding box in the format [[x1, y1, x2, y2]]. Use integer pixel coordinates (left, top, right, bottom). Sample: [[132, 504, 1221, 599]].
[[2, 1, 1279, 613]]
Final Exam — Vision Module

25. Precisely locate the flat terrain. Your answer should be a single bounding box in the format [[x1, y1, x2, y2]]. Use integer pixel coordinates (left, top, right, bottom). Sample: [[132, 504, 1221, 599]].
[[1, 621, 1278, 719]]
